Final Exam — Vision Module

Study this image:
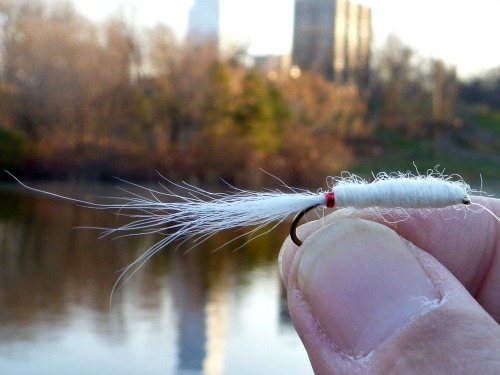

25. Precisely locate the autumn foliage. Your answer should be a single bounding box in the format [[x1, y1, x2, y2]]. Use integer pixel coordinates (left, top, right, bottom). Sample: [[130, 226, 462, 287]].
[[0, 1, 467, 185]]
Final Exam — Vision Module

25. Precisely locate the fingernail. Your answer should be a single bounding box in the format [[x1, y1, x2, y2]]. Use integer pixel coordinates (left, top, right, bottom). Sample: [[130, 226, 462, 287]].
[[298, 219, 439, 357]]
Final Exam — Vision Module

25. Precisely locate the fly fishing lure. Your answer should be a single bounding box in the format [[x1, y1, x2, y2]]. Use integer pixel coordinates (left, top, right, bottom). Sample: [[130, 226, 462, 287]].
[[7, 168, 494, 286], [289, 171, 471, 245]]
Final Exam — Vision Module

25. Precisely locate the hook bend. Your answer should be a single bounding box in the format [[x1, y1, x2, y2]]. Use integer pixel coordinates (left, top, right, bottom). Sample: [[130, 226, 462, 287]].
[[290, 204, 320, 246]]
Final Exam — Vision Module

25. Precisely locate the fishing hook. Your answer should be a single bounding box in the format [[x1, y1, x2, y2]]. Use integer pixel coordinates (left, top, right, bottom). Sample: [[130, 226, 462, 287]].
[[290, 196, 471, 246], [290, 204, 320, 246]]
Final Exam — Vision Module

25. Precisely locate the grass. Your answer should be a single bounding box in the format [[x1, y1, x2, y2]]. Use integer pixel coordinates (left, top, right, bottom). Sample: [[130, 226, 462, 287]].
[[345, 105, 500, 184], [459, 106, 500, 131]]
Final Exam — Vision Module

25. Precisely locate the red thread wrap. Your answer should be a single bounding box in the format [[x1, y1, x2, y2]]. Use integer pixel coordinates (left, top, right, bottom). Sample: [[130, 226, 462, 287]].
[[324, 191, 335, 208]]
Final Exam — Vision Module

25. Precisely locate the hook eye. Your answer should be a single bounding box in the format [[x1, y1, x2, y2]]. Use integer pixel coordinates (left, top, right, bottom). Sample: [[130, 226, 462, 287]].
[[290, 205, 319, 246]]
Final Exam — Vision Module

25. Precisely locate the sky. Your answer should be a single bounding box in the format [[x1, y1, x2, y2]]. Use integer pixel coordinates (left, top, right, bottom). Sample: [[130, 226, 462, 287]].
[[72, 0, 500, 78]]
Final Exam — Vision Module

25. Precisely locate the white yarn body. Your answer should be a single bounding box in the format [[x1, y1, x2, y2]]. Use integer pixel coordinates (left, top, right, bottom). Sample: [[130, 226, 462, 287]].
[[334, 178, 469, 209]]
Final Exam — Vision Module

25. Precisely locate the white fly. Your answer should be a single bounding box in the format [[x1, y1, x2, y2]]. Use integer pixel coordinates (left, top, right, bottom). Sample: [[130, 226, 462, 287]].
[[8, 168, 497, 294]]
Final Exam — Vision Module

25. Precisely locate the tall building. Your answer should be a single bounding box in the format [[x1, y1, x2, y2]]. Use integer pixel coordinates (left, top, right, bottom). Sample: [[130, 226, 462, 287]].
[[187, 0, 220, 43], [187, 0, 239, 56], [292, 0, 371, 86]]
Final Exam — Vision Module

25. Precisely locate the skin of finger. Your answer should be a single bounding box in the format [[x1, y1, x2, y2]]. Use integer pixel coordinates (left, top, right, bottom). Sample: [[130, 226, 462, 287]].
[[319, 198, 500, 321], [279, 218, 500, 374], [281, 234, 366, 374], [369, 246, 500, 375]]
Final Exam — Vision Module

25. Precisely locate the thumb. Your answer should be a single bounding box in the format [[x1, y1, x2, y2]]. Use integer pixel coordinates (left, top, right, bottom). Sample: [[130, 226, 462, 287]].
[[280, 218, 500, 375]]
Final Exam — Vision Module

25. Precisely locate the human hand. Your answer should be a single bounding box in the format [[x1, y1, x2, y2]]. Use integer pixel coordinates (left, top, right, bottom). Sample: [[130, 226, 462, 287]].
[[279, 199, 500, 374]]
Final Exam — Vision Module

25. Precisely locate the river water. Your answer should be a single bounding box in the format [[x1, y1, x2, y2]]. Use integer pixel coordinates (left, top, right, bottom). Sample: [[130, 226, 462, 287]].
[[1, 178, 499, 375], [0, 182, 313, 375]]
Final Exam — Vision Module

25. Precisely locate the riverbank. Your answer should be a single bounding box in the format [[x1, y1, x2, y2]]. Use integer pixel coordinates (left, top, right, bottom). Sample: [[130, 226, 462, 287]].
[[347, 106, 500, 185]]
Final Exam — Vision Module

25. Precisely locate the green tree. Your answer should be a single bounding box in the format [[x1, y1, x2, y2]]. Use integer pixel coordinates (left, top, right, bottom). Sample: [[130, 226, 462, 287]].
[[233, 70, 288, 152]]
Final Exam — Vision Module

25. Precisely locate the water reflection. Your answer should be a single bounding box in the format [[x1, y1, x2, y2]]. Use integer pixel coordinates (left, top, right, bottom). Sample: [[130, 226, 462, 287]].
[[0, 185, 312, 375]]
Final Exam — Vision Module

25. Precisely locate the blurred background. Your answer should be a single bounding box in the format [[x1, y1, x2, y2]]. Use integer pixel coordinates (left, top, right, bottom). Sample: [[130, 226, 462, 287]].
[[0, 0, 498, 374]]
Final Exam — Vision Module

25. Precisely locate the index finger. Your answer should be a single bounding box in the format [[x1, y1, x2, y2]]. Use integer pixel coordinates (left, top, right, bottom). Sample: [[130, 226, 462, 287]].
[[291, 198, 500, 321]]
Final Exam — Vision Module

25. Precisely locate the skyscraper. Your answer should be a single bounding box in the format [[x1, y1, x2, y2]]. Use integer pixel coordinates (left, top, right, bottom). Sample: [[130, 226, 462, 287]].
[[187, 0, 220, 43], [292, 0, 371, 86]]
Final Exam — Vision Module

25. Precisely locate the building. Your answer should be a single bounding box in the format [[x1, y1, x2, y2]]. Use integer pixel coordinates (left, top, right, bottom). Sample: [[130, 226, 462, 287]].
[[187, 0, 220, 43], [187, 0, 242, 58], [253, 54, 292, 81], [292, 0, 371, 86]]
